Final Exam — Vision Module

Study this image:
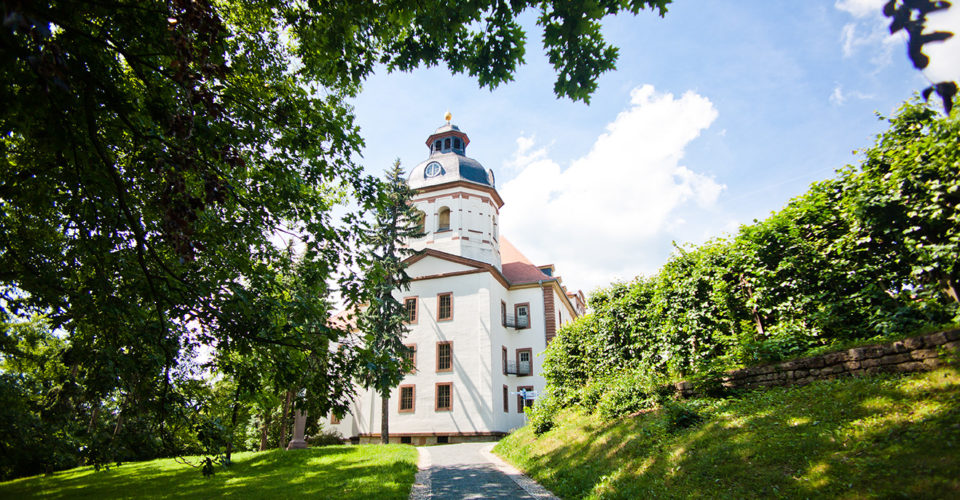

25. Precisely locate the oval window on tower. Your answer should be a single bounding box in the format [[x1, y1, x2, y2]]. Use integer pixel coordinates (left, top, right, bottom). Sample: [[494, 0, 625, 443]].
[[424, 161, 442, 178]]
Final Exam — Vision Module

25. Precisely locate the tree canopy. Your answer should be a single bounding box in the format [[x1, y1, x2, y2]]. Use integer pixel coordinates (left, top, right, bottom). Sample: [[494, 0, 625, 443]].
[[0, 0, 673, 476]]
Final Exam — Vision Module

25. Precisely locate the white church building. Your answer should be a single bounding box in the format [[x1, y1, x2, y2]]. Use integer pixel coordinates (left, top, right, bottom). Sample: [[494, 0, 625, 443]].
[[325, 119, 585, 445]]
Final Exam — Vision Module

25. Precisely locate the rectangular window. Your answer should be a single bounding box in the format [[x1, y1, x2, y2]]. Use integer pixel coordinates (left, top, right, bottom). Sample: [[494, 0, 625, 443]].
[[515, 303, 530, 329], [399, 385, 415, 413], [404, 297, 418, 323], [436, 341, 452, 372], [501, 301, 507, 326], [404, 344, 417, 374], [517, 348, 533, 376], [517, 385, 534, 413], [501, 346, 508, 375], [401, 436, 412, 444], [436, 382, 453, 411], [437, 293, 453, 320], [503, 385, 509, 413]]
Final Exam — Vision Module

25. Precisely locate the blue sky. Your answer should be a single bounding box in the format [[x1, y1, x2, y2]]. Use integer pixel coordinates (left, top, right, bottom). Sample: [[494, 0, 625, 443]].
[[348, 0, 959, 295]]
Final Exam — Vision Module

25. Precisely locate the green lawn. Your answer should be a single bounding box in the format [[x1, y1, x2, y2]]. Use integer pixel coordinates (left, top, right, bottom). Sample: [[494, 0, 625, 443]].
[[494, 367, 960, 499], [0, 445, 418, 499]]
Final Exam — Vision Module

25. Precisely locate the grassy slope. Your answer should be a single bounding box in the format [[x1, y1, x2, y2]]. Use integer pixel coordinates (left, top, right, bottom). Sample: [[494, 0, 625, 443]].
[[494, 367, 960, 499], [0, 444, 417, 499]]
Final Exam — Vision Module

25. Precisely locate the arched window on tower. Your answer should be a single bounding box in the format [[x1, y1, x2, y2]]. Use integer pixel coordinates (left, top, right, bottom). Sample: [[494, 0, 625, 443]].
[[435, 140, 442, 152], [453, 138, 461, 151], [437, 207, 451, 232], [444, 138, 451, 150]]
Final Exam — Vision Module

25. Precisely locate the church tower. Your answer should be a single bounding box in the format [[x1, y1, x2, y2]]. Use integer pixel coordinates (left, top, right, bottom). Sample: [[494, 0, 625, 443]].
[[323, 114, 585, 445], [407, 115, 503, 269]]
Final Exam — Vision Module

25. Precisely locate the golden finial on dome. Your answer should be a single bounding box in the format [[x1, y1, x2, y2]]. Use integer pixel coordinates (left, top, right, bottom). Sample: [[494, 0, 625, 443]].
[[444, 110, 452, 123]]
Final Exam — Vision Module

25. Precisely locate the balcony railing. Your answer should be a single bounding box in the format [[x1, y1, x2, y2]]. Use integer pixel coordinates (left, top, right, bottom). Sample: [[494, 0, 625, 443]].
[[502, 314, 529, 329], [505, 360, 532, 376]]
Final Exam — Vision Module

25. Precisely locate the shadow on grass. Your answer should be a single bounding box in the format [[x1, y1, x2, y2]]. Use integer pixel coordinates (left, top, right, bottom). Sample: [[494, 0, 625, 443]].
[[503, 368, 960, 499], [0, 445, 417, 500]]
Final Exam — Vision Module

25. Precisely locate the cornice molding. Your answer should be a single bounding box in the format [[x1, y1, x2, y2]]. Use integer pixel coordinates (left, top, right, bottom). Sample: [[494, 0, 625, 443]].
[[414, 180, 504, 208]]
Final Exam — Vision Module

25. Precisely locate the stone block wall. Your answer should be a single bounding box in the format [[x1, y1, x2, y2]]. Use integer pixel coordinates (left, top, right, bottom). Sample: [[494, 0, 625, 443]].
[[355, 432, 506, 445], [675, 328, 960, 397]]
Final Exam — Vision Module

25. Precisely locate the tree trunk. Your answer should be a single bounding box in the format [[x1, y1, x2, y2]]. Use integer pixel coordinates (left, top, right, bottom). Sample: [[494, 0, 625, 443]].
[[942, 277, 959, 304], [258, 412, 271, 451], [380, 392, 389, 444], [111, 411, 123, 441], [279, 390, 292, 448], [225, 384, 242, 462], [740, 275, 765, 336], [87, 405, 100, 434]]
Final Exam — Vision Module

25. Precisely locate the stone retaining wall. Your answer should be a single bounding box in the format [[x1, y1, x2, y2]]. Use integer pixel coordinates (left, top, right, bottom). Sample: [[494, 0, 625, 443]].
[[675, 328, 960, 397]]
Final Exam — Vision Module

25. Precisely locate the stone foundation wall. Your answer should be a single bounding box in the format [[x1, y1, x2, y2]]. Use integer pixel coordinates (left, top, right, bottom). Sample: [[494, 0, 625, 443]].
[[355, 432, 506, 446], [675, 328, 960, 397]]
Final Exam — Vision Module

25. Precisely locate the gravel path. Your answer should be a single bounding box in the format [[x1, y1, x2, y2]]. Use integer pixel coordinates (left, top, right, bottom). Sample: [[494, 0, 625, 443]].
[[409, 442, 558, 500]]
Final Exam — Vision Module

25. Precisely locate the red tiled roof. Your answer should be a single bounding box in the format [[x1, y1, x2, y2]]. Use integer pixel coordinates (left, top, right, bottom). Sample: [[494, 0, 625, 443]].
[[328, 306, 361, 331], [500, 236, 552, 284]]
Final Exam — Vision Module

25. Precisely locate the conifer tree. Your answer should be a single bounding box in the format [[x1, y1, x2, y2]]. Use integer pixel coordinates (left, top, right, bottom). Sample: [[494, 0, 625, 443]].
[[356, 160, 424, 444]]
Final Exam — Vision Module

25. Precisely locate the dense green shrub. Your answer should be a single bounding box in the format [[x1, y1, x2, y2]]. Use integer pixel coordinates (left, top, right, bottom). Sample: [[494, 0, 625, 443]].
[[528, 390, 562, 436], [752, 319, 823, 363], [307, 428, 345, 446], [540, 99, 960, 421], [594, 369, 670, 420]]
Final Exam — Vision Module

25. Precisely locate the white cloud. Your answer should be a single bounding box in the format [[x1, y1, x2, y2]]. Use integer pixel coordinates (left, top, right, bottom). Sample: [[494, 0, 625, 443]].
[[835, 0, 899, 66], [830, 84, 875, 105], [922, 7, 960, 84], [499, 85, 724, 293], [835, 0, 885, 18], [830, 84, 847, 105], [836, 0, 960, 99], [503, 135, 549, 173]]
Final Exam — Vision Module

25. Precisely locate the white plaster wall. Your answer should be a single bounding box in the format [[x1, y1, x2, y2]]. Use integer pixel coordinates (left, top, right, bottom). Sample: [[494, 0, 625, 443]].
[[330, 270, 499, 437], [324, 406, 359, 439], [408, 186, 501, 269], [405, 257, 475, 278], [554, 288, 571, 328], [323, 265, 559, 437], [488, 284, 549, 433]]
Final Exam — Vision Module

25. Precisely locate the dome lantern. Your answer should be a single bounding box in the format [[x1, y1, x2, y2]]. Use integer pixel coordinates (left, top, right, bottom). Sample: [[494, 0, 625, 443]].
[[410, 120, 498, 194]]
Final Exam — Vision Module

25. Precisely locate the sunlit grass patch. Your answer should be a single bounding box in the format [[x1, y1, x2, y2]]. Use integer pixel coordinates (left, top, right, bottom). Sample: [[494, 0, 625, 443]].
[[0, 445, 418, 499], [495, 367, 960, 499]]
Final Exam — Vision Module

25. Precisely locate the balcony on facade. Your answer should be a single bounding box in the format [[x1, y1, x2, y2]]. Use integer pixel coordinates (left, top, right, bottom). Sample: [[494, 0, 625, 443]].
[[505, 360, 532, 376], [502, 314, 529, 329]]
